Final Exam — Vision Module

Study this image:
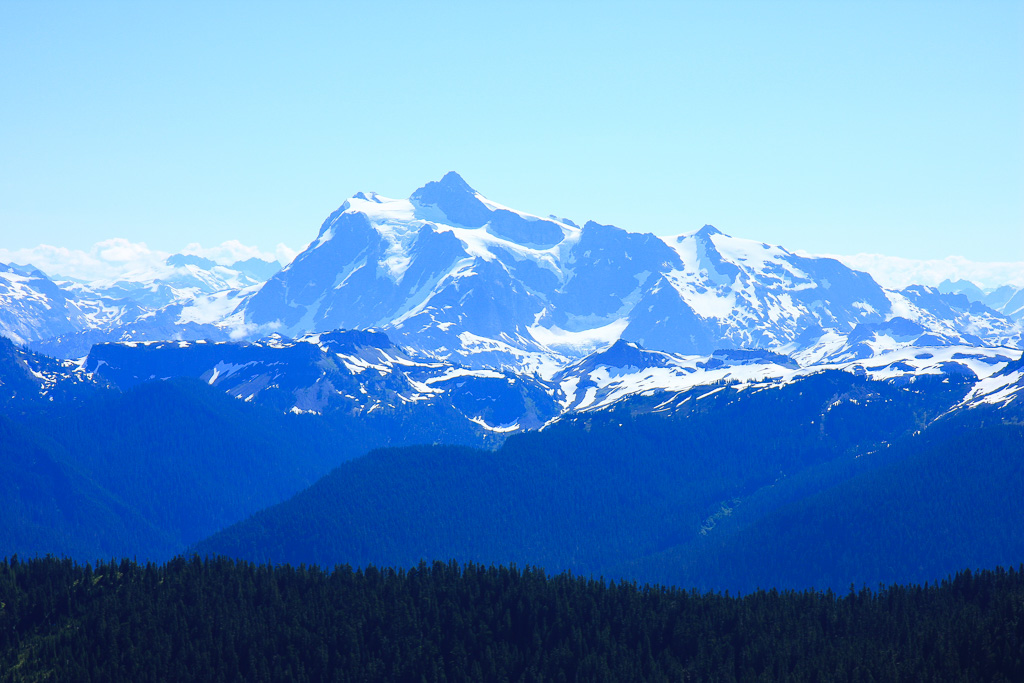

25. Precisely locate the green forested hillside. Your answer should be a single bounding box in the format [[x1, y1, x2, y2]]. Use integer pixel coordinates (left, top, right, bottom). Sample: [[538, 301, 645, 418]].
[[0, 376, 488, 561], [196, 372, 1024, 592], [1, 556, 1021, 682], [620, 416, 1024, 591]]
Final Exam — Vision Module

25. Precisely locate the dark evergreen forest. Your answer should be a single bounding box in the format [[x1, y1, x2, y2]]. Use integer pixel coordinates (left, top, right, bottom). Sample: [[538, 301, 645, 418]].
[[1, 556, 1021, 682]]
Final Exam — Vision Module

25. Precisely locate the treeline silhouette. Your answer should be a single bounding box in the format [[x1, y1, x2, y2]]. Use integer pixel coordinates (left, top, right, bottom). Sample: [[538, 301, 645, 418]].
[[0, 556, 1021, 682]]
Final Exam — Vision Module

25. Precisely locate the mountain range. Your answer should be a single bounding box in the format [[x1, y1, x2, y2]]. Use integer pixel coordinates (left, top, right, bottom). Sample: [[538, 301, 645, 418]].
[[1, 172, 1022, 592], [2, 172, 1020, 378], [3, 326, 1021, 590], [3, 171, 1022, 437], [940, 278, 1024, 321], [0, 253, 278, 356], [219, 171, 1024, 372]]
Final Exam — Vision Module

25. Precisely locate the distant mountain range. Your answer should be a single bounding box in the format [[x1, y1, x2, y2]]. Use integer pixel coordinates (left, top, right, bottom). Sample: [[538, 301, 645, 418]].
[[240, 172, 1021, 372], [83, 330, 558, 433], [4, 328, 1021, 584], [7, 323, 1022, 437], [0, 254, 279, 355], [940, 278, 1024, 321], [1, 174, 1022, 590], [3, 171, 1022, 437], [2, 172, 1020, 376]]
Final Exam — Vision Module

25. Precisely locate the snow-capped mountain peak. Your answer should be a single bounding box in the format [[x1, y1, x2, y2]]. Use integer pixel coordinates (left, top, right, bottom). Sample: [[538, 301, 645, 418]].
[[233, 173, 1022, 373], [411, 172, 577, 247], [4, 173, 1019, 382]]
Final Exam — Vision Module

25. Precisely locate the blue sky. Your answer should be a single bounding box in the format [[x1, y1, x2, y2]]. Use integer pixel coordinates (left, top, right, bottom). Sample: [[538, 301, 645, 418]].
[[1, 1, 1021, 267]]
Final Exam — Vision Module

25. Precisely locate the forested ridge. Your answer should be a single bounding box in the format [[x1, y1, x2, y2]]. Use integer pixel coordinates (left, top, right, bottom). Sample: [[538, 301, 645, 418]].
[[0, 369, 489, 562], [196, 372, 1024, 593], [0, 556, 1021, 682]]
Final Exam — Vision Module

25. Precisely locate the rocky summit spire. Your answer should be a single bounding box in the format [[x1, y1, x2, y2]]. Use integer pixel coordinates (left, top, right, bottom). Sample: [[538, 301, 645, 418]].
[[696, 224, 724, 239], [410, 172, 491, 227]]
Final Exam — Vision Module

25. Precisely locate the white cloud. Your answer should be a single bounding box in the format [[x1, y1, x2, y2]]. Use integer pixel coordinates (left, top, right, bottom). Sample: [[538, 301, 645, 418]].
[[0, 239, 170, 282], [0, 239, 296, 282], [807, 252, 1024, 290], [275, 242, 301, 266]]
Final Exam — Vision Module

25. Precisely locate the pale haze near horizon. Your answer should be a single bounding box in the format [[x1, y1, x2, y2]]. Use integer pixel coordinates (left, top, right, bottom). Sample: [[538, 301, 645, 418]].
[[1, 1, 1021, 281]]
